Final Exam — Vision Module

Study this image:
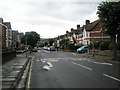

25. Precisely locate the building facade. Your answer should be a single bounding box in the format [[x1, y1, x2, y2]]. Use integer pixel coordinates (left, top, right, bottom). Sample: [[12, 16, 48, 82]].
[[0, 18, 7, 50], [3, 22, 12, 48], [82, 20, 110, 45]]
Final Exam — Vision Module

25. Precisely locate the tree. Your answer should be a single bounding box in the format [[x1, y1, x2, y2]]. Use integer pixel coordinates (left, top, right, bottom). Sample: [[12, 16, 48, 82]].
[[21, 31, 40, 48], [59, 39, 69, 50], [48, 38, 54, 46], [97, 1, 120, 60]]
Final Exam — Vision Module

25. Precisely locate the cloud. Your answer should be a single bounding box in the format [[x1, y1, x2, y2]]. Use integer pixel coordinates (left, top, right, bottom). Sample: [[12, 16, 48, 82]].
[[0, 0, 100, 38]]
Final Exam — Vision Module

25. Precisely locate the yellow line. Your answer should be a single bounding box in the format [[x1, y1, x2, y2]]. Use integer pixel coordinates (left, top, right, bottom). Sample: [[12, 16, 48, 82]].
[[25, 56, 34, 90]]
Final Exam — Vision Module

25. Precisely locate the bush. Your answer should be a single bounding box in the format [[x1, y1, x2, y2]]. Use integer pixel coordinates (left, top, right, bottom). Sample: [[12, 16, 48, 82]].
[[100, 40, 111, 50], [88, 41, 101, 49], [108, 42, 120, 50], [88, 43, 92, 49], [108, 43, 113, 50], [67, 44, 75, 50]]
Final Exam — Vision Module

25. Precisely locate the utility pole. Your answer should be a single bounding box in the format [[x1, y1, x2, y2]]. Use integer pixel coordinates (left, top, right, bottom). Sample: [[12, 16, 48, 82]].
[[25, 37, 27, 57]]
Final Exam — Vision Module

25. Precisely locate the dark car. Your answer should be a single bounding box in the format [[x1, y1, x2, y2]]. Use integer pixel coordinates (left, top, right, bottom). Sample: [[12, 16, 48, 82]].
[[77, 46, 88, 53]]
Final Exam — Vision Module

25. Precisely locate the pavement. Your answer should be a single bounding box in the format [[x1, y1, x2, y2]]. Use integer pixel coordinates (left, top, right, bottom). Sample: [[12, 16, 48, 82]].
[[1, 53, 30, 89]]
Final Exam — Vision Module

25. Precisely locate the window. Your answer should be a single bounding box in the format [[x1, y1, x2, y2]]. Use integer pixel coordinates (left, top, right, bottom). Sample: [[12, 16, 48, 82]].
[[86, 32, 89, 37]]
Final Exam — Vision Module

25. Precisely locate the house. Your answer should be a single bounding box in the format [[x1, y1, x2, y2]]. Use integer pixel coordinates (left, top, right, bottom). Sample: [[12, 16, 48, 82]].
[[73, 25, 83, 45], [66, 25, 83, 45], [12, 30, 19, 50], [82, 19, 110, 45], [0, 18, 7, 50], [3, 22, 12, 48]]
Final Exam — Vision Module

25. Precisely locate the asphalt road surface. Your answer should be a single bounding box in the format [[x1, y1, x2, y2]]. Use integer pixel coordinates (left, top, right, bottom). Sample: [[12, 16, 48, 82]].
[[29, 50, 120, 88]]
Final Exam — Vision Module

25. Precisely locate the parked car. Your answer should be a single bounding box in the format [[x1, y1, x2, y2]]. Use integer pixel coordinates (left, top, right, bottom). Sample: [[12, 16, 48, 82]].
[[16, 50, 25, 54], [32, 47, 38, 52], [77, 46, 88, 53], [43, 46, 48, 50], [48, 46, 56, 51], [38, 47, 42, 50]]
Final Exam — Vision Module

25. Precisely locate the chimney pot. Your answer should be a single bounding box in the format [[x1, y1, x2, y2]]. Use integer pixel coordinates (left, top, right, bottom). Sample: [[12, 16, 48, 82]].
[[0, 18, 3, 23], [86, 20, 90, 25], [66, 31, 69, 34], [77, 25, 80, 29], [71, 28, 74, 32]]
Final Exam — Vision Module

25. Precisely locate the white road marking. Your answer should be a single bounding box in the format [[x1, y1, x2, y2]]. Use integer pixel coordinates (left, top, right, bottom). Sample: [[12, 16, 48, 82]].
[[72, 59, 83, 61], [71, 62, 92, 71], [41, 59, 46, 63], [37, 60, 39, 61], [93, 62, 112, 66], [103, 74, 120, 82], [41, 58, 58, 62], [42, 65, 50, 70], [47, 62, 53, 67]]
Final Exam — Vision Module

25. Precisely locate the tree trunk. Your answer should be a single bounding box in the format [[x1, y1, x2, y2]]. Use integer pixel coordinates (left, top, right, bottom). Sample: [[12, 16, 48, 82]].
[[111, 35, 117, 60]]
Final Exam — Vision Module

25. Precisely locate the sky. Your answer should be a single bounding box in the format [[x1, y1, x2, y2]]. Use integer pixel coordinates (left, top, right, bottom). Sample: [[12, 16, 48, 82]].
[[0, 0, 105, 38]]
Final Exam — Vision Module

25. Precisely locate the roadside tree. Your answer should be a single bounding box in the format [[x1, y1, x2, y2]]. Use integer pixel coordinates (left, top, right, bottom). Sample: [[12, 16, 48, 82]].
[[97, 1, 120, 60], [21, 31, 40, 48]]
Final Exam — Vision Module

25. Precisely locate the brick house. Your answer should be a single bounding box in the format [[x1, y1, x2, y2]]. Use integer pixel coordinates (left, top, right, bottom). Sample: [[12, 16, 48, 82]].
[[65, 25, 83, 45], [3, 22, 12, 48], [74, 25, 83, 45], [82, 19, 110, 45], [12, 30, 19, 50], [0, 18, 7, 50]]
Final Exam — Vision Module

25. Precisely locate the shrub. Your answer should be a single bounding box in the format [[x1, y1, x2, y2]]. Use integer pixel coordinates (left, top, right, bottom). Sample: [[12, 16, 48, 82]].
[[67, 44, 75, 50], [108, 43, 113, 50], [88, 41, 100, 49], [100, 40, 111, 50], [88, 43, 92, 49]]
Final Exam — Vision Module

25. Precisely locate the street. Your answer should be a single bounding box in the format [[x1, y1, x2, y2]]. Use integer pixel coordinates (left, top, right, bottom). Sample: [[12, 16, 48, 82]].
[[29, 50, 120, 88]]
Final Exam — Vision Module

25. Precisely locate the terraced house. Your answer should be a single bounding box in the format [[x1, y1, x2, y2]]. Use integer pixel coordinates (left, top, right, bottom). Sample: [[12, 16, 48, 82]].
[[0, 18, 24, 51], [3, 22, 13, 48], [82, 19, 110, 45], [53, 19, 111, 48], [0, 18, 7, 50]]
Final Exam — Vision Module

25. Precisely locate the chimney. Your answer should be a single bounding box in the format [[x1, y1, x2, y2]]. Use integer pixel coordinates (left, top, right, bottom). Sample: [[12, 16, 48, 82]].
[[71, 28, 74, 32], [86, 20, 90, 25], [0, 18, 3, 23], [77, 25, 80, 29], [66, 31, 69, 34]]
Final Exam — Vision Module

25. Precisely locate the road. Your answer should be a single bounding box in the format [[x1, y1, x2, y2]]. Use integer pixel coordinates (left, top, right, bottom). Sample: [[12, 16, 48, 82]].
[[29, 50, 120, 88]]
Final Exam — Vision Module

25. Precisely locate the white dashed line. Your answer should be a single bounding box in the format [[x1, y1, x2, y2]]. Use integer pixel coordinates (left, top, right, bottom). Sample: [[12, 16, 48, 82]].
[[71, 62, 92, 71], [40, 58, 58, 62], [37, 60, 39, 61], [103, 74, 120, 82], [93, 62, 112, 66]]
